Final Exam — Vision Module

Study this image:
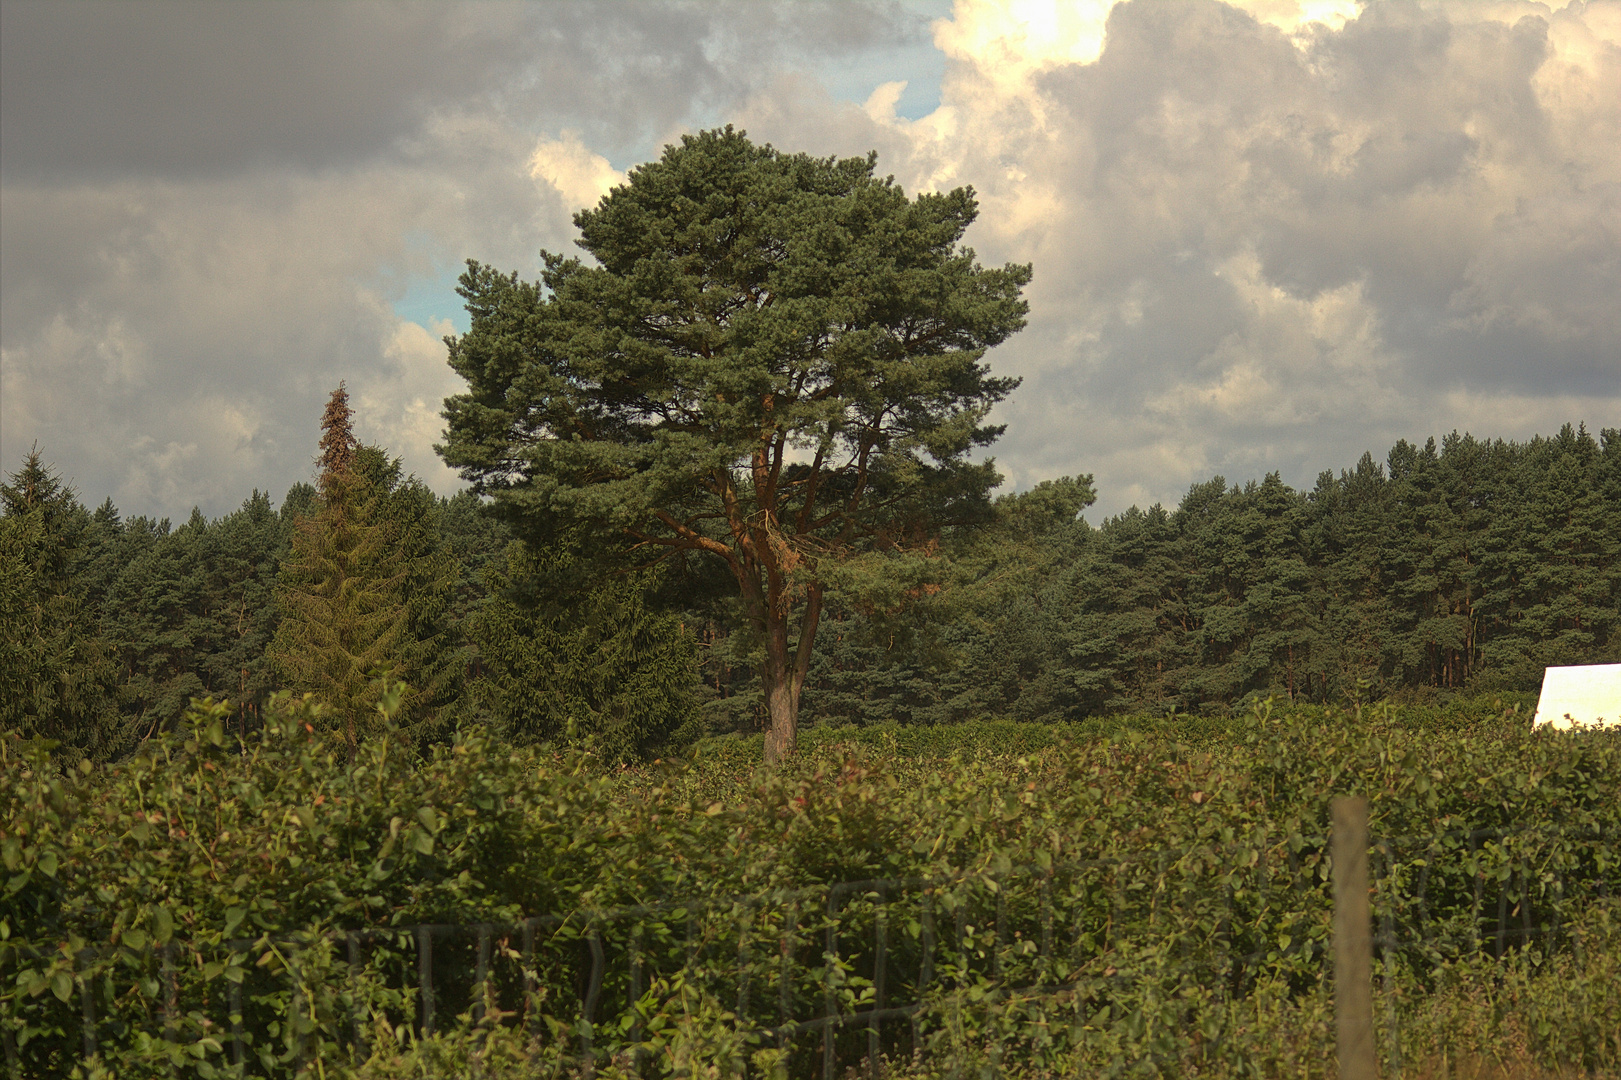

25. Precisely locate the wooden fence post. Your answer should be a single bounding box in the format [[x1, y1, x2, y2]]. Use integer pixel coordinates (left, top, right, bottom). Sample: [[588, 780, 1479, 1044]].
[[417, 925, 435, 1037], [1332, 795, 1377, 1080]]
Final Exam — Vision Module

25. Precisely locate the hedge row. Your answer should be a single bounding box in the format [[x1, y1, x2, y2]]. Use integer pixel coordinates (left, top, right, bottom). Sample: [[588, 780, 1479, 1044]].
[[2, 691, 1616, 1077]]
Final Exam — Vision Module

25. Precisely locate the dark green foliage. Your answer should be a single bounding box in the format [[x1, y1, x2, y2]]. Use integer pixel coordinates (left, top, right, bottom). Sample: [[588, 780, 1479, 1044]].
[[352, 450, 466, 730], [1474, 425, 1621, 683], [88, 493, 288, 743], [4, 417, 1612, 765], [439, 126, 1032, 759], [1101, 427, 1618, 709], [280, 480, 317, 523], [469, 545, 701, 762], [785, 425, 1619, 725], [196, 493, 288, 715], [0, 451, 125, 758], [267, 384, 464, 750], [1065, 503, 1191, 714], [794, 476, 1095, 728], [0, 451, 498, 765], [436, 489, 510, 632]]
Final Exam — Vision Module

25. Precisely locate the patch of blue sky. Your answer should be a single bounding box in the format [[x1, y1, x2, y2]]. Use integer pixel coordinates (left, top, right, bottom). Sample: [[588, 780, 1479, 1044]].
[[384, 230, 470, 334], [812, 0, 952, 120], [391, 268, 469, 335]]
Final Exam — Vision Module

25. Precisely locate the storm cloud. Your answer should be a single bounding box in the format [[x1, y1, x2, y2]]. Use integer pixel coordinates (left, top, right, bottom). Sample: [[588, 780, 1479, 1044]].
[[2, 0, 1616, 521]]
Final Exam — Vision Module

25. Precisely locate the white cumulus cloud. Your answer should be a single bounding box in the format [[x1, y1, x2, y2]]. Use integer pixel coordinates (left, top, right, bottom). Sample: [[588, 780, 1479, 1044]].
[[529, 132, 628, 214]]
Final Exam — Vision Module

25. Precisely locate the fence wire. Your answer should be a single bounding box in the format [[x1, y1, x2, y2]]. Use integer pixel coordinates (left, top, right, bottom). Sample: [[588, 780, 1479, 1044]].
[[4, 820, 1615, 1078]]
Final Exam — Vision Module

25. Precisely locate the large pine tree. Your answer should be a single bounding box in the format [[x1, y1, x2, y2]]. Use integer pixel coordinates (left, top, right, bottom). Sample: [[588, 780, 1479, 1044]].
[[440, 128, 1031, 760]]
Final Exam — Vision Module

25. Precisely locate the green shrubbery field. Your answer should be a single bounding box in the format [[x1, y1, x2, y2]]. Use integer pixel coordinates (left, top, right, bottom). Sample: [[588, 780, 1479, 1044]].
[[3, 692, 1618, 1078]]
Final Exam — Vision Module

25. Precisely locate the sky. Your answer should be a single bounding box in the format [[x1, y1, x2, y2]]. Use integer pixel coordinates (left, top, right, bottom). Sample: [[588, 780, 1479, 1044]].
[[2, 0, 1617, 525]]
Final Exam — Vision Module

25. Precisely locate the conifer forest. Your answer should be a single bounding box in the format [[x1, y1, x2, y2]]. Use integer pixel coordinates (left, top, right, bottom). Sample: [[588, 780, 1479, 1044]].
[[4, 413, 1616, 764]]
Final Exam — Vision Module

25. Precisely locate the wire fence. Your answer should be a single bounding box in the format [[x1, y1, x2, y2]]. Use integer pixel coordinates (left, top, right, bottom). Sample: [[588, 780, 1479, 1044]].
[[6, 813, 1616, 1078]]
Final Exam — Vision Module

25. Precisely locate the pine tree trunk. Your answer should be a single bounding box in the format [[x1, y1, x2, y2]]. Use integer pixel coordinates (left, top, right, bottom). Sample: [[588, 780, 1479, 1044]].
[[763, 665, 797, 764], [759, 584, 823, 764]]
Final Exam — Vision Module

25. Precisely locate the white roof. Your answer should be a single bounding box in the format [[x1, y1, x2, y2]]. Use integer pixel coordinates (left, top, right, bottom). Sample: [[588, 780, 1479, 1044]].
[[1532, 664, 1621, 729]]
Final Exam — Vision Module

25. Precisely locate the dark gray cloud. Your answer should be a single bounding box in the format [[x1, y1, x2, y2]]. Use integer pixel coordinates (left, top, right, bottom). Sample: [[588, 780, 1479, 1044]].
[[1, 2, 538, 179], [0, 0, 926, 180], [0, 0, 935, 519]]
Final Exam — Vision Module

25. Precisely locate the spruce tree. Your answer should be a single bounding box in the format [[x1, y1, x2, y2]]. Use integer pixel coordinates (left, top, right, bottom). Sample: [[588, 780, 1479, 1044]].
[[268, 385, 461, 750]]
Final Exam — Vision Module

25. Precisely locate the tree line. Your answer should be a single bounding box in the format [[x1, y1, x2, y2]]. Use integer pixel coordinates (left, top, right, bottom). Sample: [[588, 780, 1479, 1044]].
[[0, 390, 696, 763], [3, 418, 1615, 763], [788, 424, 1619, 727]]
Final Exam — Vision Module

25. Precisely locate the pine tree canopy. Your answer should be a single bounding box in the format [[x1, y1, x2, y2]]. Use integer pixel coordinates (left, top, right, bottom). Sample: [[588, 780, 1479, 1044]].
[[439, 126, 1032, 759]]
